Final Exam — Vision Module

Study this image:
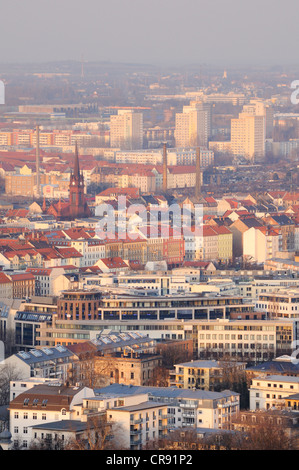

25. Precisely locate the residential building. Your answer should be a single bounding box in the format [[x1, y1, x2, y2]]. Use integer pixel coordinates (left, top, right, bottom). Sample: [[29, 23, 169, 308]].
[[110, 110, 143, 150], [228, 409, 299, 446], [108, 401, 168, 450], [4, 345, 74, 381], [0, 272, 13, 298], [243, 226, 281, 264], [170, 359, 245, 390], [231, 103, 265, 162], [175, 100, 211, 148], [96, 384, 240, 432], [249, 375, 299, 410], [8, 383, 94, 449]]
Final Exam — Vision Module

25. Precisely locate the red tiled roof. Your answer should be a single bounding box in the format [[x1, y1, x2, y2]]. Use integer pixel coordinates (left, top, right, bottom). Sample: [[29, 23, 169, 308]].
[[10, 273, 35, 281], [0, 272, 12, 284], [99, 257, 128, 269], [211, 226, 232, 235]]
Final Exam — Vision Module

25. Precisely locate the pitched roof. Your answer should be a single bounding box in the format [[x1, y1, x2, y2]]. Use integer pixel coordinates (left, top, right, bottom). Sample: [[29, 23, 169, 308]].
[[0, 272, 12, 284], [10, 273, 35, 282], [99, 257, 129, 269], [9, 383, 85, 412]]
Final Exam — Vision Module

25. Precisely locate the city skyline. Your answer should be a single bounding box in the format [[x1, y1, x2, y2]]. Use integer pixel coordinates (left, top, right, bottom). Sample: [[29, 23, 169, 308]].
[[0, 0, 298, 67]]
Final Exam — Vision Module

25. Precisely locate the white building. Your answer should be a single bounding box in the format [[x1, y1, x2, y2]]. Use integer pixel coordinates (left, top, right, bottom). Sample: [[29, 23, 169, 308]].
[[95, 384, 240, 434], [108, 400, 168, 450], [243, 226, 281, 264], [8, 383, 94, 449], [3, 345, 74, 382], [175, 101, 211, 148], [255, 288, 299, 319], [249, 375, 299, 410], [231, 102, 265, 162], [110, 110, 143, 150]]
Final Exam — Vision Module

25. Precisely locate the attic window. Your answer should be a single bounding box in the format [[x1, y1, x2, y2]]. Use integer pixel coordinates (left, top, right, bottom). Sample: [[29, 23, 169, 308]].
[[32, 399, 39, 406], [23, 398, 29, 406], [41, 399, 48, 407]]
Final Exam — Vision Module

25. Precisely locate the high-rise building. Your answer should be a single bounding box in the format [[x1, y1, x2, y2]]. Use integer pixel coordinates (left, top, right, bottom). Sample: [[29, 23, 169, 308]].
[[175, 100, 211, 148], [110, 110, 143, 150], [231, 101, 266, 162]]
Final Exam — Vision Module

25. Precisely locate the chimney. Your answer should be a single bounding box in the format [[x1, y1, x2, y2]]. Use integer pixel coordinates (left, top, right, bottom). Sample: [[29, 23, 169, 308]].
[[162, 142, 167, 193], [36, 125, 41, 199], [195, 147, 201, 199]]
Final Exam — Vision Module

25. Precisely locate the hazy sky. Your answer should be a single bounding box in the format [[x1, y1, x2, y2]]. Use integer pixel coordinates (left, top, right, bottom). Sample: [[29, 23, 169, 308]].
[[1, 0, 299, 66]]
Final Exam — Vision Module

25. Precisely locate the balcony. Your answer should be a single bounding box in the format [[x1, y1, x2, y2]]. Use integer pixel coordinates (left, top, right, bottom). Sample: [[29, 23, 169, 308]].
[[159, 425, 169, 430], [180, 403, 197, 409], [130, 438, 142, 446], [182, 412, 195, 418], [130, 429, 142, 435], [130, 418, 143, 424], [218, 400, 238, 409]]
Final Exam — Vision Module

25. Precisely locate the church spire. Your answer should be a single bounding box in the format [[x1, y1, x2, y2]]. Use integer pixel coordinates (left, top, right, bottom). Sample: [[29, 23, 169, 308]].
[[74, 142, 80, 178]]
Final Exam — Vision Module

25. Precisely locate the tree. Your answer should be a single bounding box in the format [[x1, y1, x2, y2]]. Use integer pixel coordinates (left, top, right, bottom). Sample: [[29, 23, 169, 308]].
[[225, 410, 298, 450], [29, 436, 66, 451], [64, 415, 122, 450], [212, 360, 249, 409], [68, 351, 120, 389], [157, 342, 193, 369], [148, 366, 169, 387], [144, 428, 199, 450], [0, 364, 22, 406], [242, 421, 295, 450]]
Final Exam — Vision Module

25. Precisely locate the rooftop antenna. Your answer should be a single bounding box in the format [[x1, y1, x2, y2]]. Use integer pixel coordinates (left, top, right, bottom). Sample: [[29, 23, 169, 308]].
[[81, 53, 84, 79]]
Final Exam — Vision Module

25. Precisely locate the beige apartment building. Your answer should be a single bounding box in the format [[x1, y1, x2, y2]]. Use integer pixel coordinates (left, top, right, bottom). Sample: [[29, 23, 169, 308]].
[[170, 359, 245, 391], [249, 375, 299, 410], [94, 352, 162, 387], [5, 172, 69, 198], [108, 400, 168, 450], [175, 100, 211, 148], [231, 104, 265, 162], [110, 110, 143, 150]]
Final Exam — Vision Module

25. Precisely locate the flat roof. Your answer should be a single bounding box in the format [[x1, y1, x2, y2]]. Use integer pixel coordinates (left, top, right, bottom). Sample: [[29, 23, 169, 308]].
[[111, 401, 166, 412]]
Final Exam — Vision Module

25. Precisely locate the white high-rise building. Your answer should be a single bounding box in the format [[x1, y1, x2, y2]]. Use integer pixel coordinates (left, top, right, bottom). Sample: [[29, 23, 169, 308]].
[[110, 110, 143, 150], [175, 100, 211, 148], [231, 101, 266, 162]]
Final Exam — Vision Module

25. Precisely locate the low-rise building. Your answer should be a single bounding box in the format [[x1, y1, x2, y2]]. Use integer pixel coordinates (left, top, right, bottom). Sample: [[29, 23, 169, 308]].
[[95, 384, 240, 432], [4, 345, 74, 382], [249, 375, 299, 410], [170, 359, 245, 390], [8, 383, 94, 449], [108, 400, 168, 450]]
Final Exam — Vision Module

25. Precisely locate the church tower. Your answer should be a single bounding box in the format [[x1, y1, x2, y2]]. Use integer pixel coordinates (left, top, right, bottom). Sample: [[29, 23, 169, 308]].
[[69, 143, 91, 219]]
